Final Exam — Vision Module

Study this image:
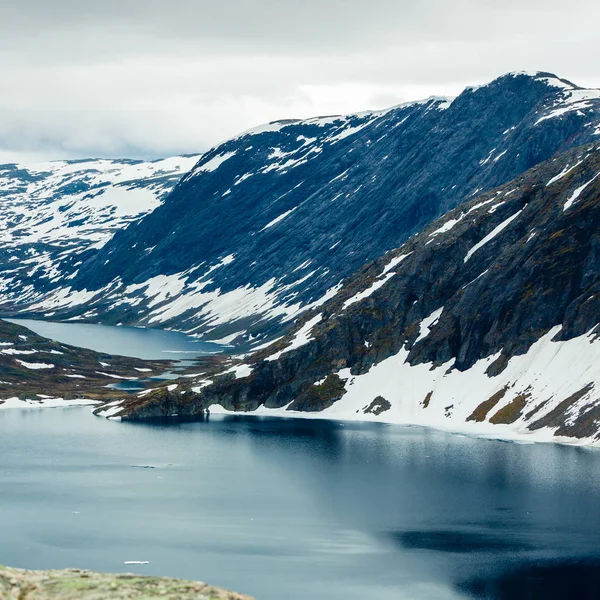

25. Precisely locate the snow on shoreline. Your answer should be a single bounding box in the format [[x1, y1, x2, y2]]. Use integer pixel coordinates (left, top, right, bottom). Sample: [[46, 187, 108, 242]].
[[0, 397, 99, 410], [207, 401, 600, 449], [2, 392, 590, 449], [3, 324, 600, 449], [1, 393, 598, 449], [209, 326, 600, 449]]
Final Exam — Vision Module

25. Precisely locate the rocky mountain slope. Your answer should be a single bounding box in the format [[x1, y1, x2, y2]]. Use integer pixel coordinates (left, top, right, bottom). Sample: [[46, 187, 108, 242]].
[[108, 142, 600, 443], [12, 72, 600, 344], [0, 155, 200, 320], [0, 565, 252, 599]]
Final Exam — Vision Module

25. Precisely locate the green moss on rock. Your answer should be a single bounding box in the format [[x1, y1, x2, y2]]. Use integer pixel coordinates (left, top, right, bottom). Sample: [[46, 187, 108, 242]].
[[288, 374, 347, 412], [0, 565, 254, 600], [467, 386, 509, 422], [489, 393, 530, 424]]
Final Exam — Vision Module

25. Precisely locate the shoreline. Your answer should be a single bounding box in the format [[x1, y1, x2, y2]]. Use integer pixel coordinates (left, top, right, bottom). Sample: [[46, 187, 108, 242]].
[[205, 402, 600, 449], [0, 397, 100, 410], [2, 395, 599, 449], [0, 565, 253, 600]]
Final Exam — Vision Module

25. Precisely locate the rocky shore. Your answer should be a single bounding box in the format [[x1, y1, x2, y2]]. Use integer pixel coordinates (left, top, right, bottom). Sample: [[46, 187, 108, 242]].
[[0, 565, 253, 600]]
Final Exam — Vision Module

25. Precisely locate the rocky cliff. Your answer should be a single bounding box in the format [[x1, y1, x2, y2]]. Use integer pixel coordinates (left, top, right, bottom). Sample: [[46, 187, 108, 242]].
[[108, 142, 600, 443]]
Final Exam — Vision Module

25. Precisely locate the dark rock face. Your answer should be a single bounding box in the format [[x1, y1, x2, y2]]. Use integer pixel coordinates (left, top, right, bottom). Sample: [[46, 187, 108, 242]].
[[363, 396, 392, 416], [115, 143, 600, 441], [11, 72, 600, 343]]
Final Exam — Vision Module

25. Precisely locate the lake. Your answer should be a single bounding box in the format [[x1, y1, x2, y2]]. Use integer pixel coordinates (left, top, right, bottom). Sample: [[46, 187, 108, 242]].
[[4, 318, 224, 360], [2, 407, 600, 600]]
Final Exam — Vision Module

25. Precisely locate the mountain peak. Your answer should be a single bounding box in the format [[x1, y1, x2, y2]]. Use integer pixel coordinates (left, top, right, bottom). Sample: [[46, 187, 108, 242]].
[[501, 70, 582, 90]]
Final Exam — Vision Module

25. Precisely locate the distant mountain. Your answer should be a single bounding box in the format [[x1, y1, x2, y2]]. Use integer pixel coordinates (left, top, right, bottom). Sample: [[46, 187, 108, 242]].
[[111, 141, 600, 443], [0, 155, 200, 318], [3, 72, 600, 344]]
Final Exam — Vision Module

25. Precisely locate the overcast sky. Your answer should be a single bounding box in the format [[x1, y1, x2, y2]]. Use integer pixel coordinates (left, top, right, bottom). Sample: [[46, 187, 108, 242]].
[[1, 0, 599, 162]]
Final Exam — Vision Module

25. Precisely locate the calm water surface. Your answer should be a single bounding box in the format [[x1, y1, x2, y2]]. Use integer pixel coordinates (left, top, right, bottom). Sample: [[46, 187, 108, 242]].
[[2, 408, 600, 600], [4, 318, 223, 360]]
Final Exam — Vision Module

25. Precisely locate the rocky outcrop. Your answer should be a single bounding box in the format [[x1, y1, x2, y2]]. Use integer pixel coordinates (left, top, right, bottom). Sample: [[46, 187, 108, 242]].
[[12, 72, 600, 342], [0, 565, 253, 600], [112, 142, 600, 443]]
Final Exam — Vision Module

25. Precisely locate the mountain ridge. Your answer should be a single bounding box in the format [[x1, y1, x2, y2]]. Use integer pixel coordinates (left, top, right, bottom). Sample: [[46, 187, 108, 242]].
[[7, 71, 599, 345], [104, 141, 600, 444]]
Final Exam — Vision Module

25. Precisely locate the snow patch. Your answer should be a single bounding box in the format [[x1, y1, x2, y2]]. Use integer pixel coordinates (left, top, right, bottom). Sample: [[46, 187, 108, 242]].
[[265, 315, 322, 361], [415, 308, 444, 344], [16, 360, 54, 370], [464, 210, 523, 263], [260, 207, 299, 231], [191, 152, 236, 175], [222, 364, 254, 379], [381, 252, 412, 275], [343, 274, 395, 310], [563, 173, 600, 211]]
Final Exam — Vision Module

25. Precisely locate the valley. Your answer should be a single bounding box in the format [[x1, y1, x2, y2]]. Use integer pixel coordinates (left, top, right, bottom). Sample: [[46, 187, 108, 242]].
[[1, 71, 600, 447], [1, 68, 600, 600], [0, 318, 225, 409], [100, 140, 600, 446]]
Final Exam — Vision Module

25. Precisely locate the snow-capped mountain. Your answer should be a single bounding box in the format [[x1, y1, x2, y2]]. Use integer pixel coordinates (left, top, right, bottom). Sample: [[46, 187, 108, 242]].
[[0, 155, 201, 317], [111, 141, 600, 444], [4, 72, 600, 342]]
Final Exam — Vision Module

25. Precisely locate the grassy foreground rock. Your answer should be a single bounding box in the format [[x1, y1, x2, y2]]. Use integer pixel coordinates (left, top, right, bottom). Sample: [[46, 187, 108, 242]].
[[0, 566, 254, 600]]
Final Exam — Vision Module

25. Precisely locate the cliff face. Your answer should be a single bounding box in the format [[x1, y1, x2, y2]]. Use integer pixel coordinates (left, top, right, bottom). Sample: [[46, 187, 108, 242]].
[[110, 143, 600, 443], [15, 72, 600, 343], [0, 565, 253, 600]]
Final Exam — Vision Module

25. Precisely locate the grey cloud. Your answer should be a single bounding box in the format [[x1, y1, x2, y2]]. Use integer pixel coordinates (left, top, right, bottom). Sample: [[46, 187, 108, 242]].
[[0, 0, 598, 160], [2, 0, 598, 56]]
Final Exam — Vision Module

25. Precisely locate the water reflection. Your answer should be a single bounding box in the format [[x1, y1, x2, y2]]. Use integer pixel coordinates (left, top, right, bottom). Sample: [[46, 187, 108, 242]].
[[2, 409, 600, 600], [457, 559, 600, 599], [391, 530, 533, 553], [4, 318, 223, 360]]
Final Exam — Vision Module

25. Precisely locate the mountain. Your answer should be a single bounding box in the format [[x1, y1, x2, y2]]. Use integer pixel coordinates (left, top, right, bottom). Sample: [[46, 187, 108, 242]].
[[0, 155, 200, 318], [109, 141, 600, 443], [10, 71, 599, 344]]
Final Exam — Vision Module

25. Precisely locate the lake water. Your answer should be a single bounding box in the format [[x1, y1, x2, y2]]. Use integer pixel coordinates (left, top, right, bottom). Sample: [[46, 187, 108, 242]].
[[4, 318, 224, 360], [2, 408, 600, 600]]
